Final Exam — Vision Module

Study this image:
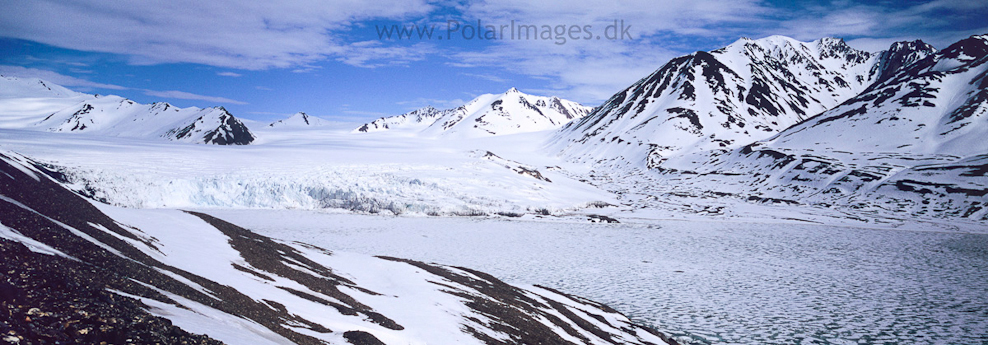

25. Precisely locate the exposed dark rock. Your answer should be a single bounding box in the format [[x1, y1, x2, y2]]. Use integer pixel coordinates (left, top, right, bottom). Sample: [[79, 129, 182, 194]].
[[0, 238, 223, 345], [344, 331, 386, 345], [588, 215, 620, 223]]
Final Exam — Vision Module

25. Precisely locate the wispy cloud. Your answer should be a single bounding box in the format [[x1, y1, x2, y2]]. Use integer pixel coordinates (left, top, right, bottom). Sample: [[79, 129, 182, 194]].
[[142, 89, 247, 105], [0, 65, 127, 90], [216, 71, 242, 77], [397, 97, 469, 111], [246, 111, 296, 116], [342, 110, 390, 117], [255, 86, 273, 91], [23, 55, 89, 67], [335, 41, 434, 68], [460, 73, 509, 83]]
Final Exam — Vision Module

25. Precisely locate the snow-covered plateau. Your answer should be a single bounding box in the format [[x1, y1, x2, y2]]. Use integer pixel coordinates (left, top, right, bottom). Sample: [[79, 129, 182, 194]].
[[1, 33, 987, 345]]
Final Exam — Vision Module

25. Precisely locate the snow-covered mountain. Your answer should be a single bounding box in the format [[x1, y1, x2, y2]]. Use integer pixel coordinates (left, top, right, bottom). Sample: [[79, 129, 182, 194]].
[[0, 149, 673, 345], [0, 76, 79, 98], [759, 35, 985, 156], [268, 112, 325, 128], [553, 36, 935, 168], [0, 76, 255, 145], [356, 88, 593, 137], [635, 34, 988, 223]]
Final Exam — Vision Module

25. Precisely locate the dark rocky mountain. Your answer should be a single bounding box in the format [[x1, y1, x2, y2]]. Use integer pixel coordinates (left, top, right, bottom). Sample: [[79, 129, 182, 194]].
[[165, 107, 255, 145], [552, 36, 932, 168], [648, 34, 988, 223]]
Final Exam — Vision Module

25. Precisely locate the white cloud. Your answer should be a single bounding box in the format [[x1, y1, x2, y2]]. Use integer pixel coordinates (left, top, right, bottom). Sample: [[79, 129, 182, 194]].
[[0, 65, 127, 90], [216, 72, 242, 77], [24, 55, 89, 67], [0, 0, 435, 70], [142, 89, 247, 105]]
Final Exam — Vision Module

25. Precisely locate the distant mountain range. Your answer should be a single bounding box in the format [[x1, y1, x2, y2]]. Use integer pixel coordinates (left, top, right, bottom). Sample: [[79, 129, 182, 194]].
[[0, 77, 591, 143], [355, 88, 593, 137], [0, 76, 256, 145]]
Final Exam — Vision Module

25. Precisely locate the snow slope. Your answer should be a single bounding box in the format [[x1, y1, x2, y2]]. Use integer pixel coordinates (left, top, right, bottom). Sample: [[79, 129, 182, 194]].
[[356, 88, 593, 138], [0, 76, 255, 145], [0, 149, 672, 345]]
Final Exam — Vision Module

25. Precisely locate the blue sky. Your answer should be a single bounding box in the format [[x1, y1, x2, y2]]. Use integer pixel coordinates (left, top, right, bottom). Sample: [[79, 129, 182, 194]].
[[1, 0, 986, 123]]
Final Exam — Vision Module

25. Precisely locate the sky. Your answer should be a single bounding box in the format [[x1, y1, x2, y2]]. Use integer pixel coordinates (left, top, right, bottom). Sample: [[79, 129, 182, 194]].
[[1, 0, 986, 123]]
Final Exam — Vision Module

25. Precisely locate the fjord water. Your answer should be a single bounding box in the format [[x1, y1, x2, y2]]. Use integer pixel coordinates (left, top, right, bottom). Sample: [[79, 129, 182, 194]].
[[204, 210, 988, 345]]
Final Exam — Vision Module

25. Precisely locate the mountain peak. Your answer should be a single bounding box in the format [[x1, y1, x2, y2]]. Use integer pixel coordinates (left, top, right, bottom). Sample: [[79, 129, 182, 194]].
[[814, 37, 849, 49], [939, 34, 988, 61], [268, 111, 323, 127], [871, 39, 938, 82], [751, 35, 804, 48], [889, 39, 936, 53], [506, 87, 521, 94], [723, 35, 801, 51], [814, 37, 850, 51], [0, 75, 80, 98]]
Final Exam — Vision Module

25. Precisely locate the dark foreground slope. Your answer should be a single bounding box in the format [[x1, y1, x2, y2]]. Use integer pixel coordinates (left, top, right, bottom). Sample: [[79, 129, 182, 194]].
[[0, 150, 673, 345]]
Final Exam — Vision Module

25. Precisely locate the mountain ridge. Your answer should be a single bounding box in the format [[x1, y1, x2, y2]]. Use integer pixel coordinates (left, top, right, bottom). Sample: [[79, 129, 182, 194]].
[[356, 88, 593, 137], [579, 33, 988, 224]]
